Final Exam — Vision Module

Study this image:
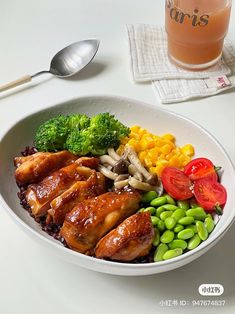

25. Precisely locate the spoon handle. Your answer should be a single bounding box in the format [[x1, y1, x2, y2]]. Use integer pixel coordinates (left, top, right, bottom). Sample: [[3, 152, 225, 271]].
[[0, 75, 32, 92]]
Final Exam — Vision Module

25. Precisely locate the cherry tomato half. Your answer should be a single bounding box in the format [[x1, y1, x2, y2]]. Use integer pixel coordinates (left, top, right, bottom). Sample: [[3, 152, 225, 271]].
[[161, 167, 193, 200], [193, 178, 227, 211], [184, 157, 217, 181]]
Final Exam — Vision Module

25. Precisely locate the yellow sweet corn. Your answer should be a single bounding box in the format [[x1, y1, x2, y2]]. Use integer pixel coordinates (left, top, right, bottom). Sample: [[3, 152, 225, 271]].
[[118, 126, 195, 176]]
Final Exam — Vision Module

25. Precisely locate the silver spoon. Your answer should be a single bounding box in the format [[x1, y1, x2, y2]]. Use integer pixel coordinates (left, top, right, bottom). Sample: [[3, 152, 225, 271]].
[[0, 39, 100, 92]]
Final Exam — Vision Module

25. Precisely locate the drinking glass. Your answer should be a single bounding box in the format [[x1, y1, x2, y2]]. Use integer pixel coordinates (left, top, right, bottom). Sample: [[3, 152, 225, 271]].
[[165, 0, 232, 70]]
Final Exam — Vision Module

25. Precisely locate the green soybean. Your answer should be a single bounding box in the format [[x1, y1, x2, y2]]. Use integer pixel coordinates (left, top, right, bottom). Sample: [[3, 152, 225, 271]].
[[177, 228, 195, 240], [157, 220, 166, 232], [186, 207, 207, 221], [177, 200, 190, 210], [156, 206, 166, 218], [138, 208, 145, 212], [141, 191, 158, 203], [153, 228, 160, 246], [154, 243, 168, 262], [160, 211, 173, 221], [150, 196, 167, 207], [174, 224, 184, 233], [190, 199, 199, 208], [151, 216, 160, 226], [169, 239, 187, 250], [178, 216, 195, 225], [165, 217, 177, 230], [172, 208, 186, 222], [162, 204, 178, 211], [187, 224, 198, 233], [164, 194, 176, 205], [143, 207, 156, 215], [160, 230, 174, 243], [204, 217, 215, 234], [196, 221, 208, 241], [163, 248, 183, 260], [187, 234, 201, 250]]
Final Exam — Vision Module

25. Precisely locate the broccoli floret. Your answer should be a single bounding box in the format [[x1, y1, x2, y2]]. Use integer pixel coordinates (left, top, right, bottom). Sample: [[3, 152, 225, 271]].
[[88, 113, 130, 154], [68, 114, 90, 130], [64, 130, 92, 156], [34, 115, 69, 152], [34, 112, 130, 156]]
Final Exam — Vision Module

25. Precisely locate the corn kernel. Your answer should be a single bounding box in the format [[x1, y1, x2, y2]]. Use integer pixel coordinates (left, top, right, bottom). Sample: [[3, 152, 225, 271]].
[[162, 133, 176, 142], [181, 144, 195, 156]]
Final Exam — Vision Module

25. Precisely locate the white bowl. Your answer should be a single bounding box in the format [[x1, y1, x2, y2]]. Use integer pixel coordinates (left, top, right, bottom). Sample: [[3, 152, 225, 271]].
[[0, 95, 235, 276]]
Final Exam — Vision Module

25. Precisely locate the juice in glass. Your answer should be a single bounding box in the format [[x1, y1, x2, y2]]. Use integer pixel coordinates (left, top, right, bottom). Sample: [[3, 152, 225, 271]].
[[165, 0, 232, 70]]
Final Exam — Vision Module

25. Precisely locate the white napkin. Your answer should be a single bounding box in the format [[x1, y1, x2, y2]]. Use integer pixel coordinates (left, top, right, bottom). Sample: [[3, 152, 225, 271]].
[[127, 24, 235, 104]]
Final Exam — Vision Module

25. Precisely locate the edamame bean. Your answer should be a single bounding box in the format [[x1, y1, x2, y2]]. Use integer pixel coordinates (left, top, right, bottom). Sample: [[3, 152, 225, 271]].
[[187, 234, 201, 250], [156, 206, 166, 218], [150, 196, 167, 207], [151, 216, 160, 226], [186, 207, 207, 221], [172, 208, 186, 222], [190, 199, 199, 208], [164, 194, 176, 205], [162, 204, 178, 211], [160, 211, 173, 221], [153, 243, 168, 262], [169, 239, 187, 250], [196, 221, 208, 241], [138, 208, 145, 212], [204, 217, 215, 234], [160, 230, 174, 243], [187, 224, 197, 233], [178, 216, 195, 225], [153, 228, 160, 246], [141, 191, 158, 203], [143, 207, 156, 215], [174, 224, 184, 233], [177, 228, 195, 240], [177, 200, 190, 210], [157, 220, 166, 232], [165, 217, 177, 230], [163, 248, 183, 260]]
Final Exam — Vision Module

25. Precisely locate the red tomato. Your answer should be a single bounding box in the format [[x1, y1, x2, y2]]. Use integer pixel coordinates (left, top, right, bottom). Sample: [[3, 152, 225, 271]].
[[193, 178, 227, 211], [184, 158, 217, 181], [161, 167, 193, 200]]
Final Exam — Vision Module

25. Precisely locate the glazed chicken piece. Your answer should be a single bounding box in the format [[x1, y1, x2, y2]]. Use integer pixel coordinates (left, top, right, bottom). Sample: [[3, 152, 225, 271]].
[[48, 169, 106, 225], [75, 157, 99, 169], [14, 151, 77, 185], [95, 212, 154, 262], [60, 189, 141, 254], [25, 163, 88, 217]]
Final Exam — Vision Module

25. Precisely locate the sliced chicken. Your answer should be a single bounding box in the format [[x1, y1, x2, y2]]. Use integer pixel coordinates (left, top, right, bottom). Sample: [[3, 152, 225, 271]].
[[75, 157, 99, 169], [60, 189, 141, 254], [95, 212, 154, 261], [25, 163, 88, 217], [48, 170, 106, 225], [14, 151, 77, 185]]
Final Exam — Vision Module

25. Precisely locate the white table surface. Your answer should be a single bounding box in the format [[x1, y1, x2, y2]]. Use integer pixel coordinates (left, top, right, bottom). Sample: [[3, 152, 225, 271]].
[[0, 1, 235, 313]]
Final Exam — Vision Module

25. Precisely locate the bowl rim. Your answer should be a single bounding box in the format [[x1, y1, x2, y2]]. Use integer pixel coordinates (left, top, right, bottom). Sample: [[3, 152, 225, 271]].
[[1, 94, 235, 271]]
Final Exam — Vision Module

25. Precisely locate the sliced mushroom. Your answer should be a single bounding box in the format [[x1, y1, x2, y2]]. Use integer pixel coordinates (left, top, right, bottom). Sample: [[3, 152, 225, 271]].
[[99, 155, 116, 167], [128, 164, 143, 181], [115, 174, 129, 182], [129, 177, 163, 195], [112, 159, 129, 175], [125, 146, 157, 183], [98, 165, 118, 180], [107, 148, 121, 161], [114, 179, 130, 189]]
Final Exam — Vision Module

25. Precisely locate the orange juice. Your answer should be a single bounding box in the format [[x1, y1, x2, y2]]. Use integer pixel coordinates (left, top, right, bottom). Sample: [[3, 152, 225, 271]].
[[165, 0, 232, 70]]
